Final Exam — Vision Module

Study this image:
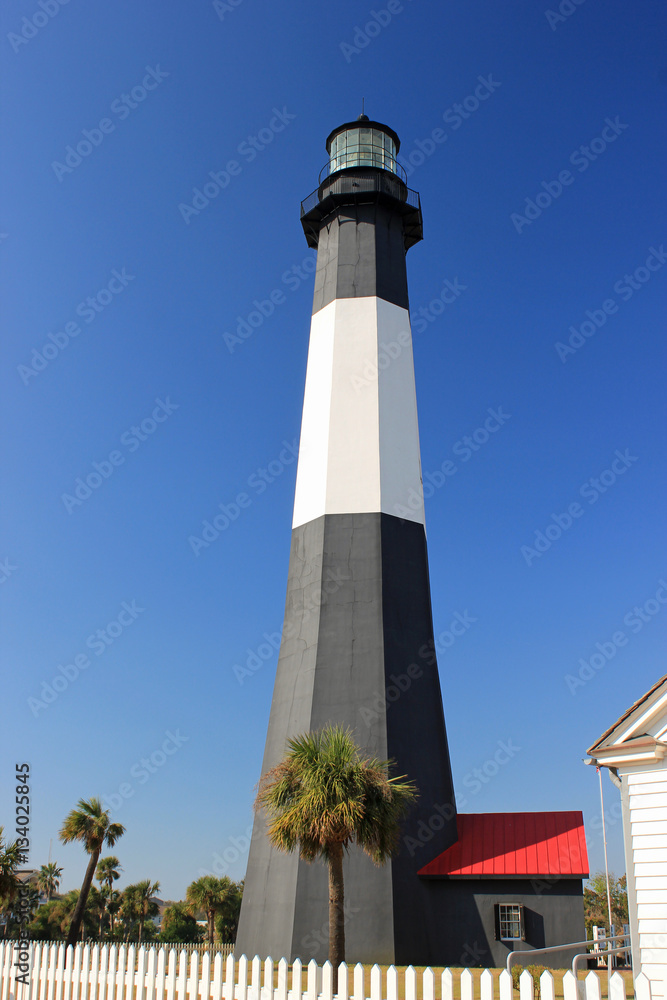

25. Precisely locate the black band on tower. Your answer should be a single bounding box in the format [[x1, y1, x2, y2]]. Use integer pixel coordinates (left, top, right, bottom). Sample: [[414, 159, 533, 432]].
[[312, 203, 409, 313]]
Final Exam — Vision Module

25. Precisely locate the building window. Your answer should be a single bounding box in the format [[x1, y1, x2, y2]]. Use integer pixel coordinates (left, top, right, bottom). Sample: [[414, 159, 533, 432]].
[[497, 903, 525, 941]]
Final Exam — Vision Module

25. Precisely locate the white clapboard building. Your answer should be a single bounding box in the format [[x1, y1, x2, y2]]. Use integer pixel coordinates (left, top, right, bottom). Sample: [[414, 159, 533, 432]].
[[587, 674, 667, 998]]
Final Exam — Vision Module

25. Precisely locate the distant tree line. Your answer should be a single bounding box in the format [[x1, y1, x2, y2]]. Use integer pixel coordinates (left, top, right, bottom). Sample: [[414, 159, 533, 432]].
[[0, 805, 242, 945]]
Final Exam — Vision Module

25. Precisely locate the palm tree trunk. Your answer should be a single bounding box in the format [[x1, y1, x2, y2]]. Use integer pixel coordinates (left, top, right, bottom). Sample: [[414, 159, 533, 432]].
[[66, 849, 99, 950], [328, 842, 345, 991], [208, 910, 215, 947]]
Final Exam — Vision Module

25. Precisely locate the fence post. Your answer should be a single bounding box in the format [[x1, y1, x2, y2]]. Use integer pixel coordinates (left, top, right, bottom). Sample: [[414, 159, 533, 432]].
[[370, 965, 381, 1000], [424, 967, 435, 1000], [38, 942, 50, 1000], [307, 959, 320, 1000], [406, 966, 417, 1000], [155, 948, 167, 1000], [353, 965, 364, 1000], [609, 972, 626, 1000], [442, 969, 454, 1000], [386, 967, 398, 1000], [263, 958, 274, 1000], [462, 969, 475, 1000], [250, 956, 261, 1000], [634, 973, 651, 1000], [520, 969, 534, 1000], [540, 971, 555, 1000], [114, 945, 127, 1000], [145, 947, 158, 1000], [276, 958, 288, 1000], [322, 962, 333, 1000], [201, 952, 212, 1000], [237, 954, 248, 1000], [291, 958, 302, 1000], [165, 948, 177, 1000], [584, 972, 601, 1000], [481, 969, 494, 1000], [54, 944, 66, 1000], [223, 953, 235, 1000], [562, 970, 580, 1000], [499, 969, 513, 1000], [338, 963, 349, 1000], [176, 949, 187, 1000], [187, 950, 200, 1000]]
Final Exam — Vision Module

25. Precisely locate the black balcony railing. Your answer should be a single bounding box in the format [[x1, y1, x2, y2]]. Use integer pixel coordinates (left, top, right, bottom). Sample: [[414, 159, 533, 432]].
[[300, 171, 420, 219]]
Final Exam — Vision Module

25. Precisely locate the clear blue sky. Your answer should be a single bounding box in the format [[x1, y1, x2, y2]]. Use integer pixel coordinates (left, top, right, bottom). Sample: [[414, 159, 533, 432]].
[[2, 0, 665, 903]]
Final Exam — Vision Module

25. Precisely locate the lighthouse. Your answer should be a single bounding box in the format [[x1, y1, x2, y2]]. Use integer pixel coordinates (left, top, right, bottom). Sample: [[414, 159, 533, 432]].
[[235, 115, 459, 964]]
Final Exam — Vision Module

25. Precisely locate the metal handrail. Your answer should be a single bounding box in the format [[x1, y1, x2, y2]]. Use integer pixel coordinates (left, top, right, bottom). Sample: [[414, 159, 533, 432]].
[[506, 933, 630, 974], [572, 944, 630, 976]]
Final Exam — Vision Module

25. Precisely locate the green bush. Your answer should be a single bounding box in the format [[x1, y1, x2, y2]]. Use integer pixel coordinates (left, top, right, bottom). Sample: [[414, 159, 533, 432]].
[[511, 965, 549, 1000]]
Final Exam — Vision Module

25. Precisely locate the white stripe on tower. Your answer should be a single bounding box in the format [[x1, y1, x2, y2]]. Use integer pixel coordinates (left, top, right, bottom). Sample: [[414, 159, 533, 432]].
[[292, 295, 424, 529]]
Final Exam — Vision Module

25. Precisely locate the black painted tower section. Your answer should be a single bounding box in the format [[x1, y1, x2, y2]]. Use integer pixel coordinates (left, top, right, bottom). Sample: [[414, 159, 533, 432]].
[[236, 119, 457, 965]]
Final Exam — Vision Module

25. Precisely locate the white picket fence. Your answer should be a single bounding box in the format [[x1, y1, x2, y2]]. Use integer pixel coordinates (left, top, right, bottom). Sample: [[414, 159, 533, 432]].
[[0, 943, 656, 1000]]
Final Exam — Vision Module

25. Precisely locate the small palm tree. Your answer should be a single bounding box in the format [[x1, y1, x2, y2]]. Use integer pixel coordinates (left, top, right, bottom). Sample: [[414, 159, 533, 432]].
[[0, 827, 26, 937], [257, 724, 417, 985], [186, 875, 234, 947], [59, 798, 125, 948], [95, 856, 123, 936], [37, 863, 63, 902], [122, 880, 160, 943]]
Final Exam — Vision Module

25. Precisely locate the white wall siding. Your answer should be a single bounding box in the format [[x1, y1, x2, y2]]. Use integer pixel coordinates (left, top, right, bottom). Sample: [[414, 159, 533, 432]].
[[625, 768, 667, 992]]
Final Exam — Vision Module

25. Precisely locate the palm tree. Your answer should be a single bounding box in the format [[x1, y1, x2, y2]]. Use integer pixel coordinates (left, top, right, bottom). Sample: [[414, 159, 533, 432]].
[[59, 798, 125, 948], [37, 863, 63, 902], [0, 827, 25, 937], [95, 856, 123, 936], [122, 880, 160, 943], [257, 724, 417, 985], [186, 876, 235, 947]]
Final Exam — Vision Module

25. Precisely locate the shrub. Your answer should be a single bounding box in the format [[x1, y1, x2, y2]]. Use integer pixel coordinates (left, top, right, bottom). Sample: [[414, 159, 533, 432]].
[[511, 965, 548, 1000]]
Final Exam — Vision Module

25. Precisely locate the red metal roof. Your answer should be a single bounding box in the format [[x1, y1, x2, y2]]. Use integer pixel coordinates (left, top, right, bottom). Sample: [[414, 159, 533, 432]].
[[418, 811, 589, 878]]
